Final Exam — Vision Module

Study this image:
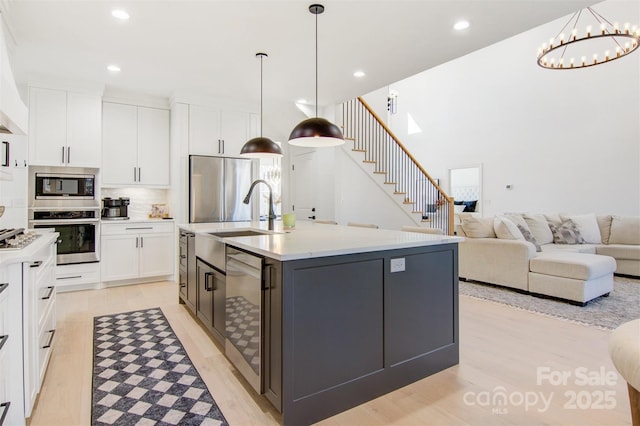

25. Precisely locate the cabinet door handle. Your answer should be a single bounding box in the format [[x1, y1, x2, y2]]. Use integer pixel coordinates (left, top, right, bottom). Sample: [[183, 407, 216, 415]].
[[42, 329, 55, 349], [0, 335, 8, 352], [140, 236, 144, 248], [41, 286, 55, 300], [221, 139, 225, 154], [57, 275, 82, 280], [126, 227, 153, 230], [262, 264, 272, 290], [204, 272, 213, 291], [0, 401, 10, 426], [180, 254, 186, 259], [135, 237, 139, 248], [30, 260, 42, 268], [133, 167, 137, 182], [180, 282, 186, 288], [138, 167, 141, 182], [61, 146, 65, 164], [2, 141, 9, 167], [0, 283, 8, 296], [67, 147, 71, 164]]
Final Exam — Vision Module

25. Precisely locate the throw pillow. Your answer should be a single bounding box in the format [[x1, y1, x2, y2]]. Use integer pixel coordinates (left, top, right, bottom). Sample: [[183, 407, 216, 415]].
[[462, 200, 477, 212], [517, 224, 542, 252], [493, 216, 525, 240], [560, 213, 602, 244], [597, 215, 612, 245], [506, 214, 531, 233], [461, 216, 496, 238], [608, 216, 640, 245], [523, 213, 554, 245], [544, 213, 563, 226], [549, 219, 585, 244]]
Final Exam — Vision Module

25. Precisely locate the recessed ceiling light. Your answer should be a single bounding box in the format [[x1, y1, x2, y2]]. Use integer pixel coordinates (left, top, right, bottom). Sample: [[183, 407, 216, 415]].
[[111, 9, 130, 20], [107, 64, 121, 72], [453, 20, 470, 31], [353, 71, 366, 78]]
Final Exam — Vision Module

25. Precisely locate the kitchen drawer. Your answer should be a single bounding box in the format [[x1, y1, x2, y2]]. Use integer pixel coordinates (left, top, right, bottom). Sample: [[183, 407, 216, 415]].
[[37, 302, 56, 387], [102, 221, 174, 236], [56, 262, 100, 288], [37, 285, 55, 331]]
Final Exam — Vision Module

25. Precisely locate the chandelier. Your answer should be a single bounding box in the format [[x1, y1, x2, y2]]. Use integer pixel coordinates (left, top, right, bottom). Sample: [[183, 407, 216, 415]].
[[537, 6, 640, 69]]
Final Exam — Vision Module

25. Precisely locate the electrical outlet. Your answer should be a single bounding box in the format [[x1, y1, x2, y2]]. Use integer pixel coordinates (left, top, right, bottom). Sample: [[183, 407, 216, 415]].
[[390, 258, 405, 273]]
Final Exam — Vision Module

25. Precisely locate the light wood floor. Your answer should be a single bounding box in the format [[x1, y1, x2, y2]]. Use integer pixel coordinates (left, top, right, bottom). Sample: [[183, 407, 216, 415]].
[[28, 281, 632, 426]]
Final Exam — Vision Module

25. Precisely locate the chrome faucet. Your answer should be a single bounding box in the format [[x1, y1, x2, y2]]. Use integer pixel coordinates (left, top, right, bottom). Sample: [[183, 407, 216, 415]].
[[243, 179, 276, 231]]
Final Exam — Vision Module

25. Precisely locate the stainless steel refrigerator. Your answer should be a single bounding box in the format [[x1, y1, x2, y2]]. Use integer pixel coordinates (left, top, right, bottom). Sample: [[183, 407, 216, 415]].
[[189, 155, 254, 223]]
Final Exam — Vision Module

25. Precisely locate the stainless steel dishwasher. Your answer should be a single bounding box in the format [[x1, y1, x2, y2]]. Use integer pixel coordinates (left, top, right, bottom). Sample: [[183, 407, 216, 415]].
[[225, 246, 264, 393]]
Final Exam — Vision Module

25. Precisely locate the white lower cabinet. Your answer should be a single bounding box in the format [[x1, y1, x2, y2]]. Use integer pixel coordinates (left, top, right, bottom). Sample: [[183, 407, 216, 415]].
[[101, 221, 174, 283], [23, 238, 57, 419], [55, 262, 101, 292], [0, 234, 57, 425]]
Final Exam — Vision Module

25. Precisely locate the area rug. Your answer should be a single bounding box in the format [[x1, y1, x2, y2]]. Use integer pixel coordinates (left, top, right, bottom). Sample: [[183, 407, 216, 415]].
[[459, 276, 640, 330], [92, 308, 228, 426]]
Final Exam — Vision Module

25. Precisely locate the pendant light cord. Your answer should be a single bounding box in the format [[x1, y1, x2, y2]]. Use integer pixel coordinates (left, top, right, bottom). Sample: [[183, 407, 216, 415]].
[[315, 9, 318, 118], [260, 54, 263, 137]]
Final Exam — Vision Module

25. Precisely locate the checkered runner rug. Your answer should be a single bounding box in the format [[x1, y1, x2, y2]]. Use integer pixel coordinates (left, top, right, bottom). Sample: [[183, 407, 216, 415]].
[[92, 308, 228, 426]]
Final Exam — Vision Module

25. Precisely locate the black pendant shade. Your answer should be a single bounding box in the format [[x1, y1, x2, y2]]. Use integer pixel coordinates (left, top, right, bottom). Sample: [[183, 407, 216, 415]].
[[288, 4, 345, 147], [240, 136, 283, 157], [288, 117, 344, 147], [240, 52, 283, 158]]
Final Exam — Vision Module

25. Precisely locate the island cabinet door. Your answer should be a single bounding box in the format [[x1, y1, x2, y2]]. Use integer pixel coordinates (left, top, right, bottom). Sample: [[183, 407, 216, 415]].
[[211, 270, 226, 344], [263, 257, 283, 412], [196, 259, 214, 330], [385, 247, 457, 366]]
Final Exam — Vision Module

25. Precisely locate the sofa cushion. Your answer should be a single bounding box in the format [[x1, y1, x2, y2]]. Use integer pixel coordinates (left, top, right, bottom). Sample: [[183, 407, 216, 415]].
[[461, 216, 496, 238], [517, 224, 541, 252], [540, 243, 597, 254], [549, 220, 585, 244], [597, 215, 613, 245], [530, 253, 616, 280], [494, 216, 525, 240], [561, 214, 602, 244], [597, 244, 640, 261], [609, 216, 640, 245], [523, 214, 554, 245]]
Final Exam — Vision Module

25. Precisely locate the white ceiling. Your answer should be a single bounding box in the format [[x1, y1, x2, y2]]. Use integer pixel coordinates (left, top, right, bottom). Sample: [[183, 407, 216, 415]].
[[3, 0, 597, 107]]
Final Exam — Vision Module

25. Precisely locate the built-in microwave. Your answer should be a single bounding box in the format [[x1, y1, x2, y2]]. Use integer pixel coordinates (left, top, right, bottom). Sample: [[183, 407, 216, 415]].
[[29, 166, 99, 208]]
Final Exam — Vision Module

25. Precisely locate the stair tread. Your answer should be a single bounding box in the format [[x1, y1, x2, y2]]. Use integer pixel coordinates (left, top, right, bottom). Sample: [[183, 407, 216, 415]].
[[373, 171, 387, 174], [363, 160, 376, 164], [352, 149, 366, 152]]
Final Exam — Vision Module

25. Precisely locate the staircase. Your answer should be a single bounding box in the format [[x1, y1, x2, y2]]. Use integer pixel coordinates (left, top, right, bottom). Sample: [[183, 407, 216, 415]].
[[340, 97, 454, 235]]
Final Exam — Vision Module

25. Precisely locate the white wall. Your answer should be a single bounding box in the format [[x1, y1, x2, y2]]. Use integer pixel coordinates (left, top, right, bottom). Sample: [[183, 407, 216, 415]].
[[360, 0, 640, 217], [334, 145, 417, 229]]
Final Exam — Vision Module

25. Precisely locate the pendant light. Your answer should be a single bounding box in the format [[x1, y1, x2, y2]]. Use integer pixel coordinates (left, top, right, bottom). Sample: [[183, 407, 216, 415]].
[[288, 4, 345, 147], [240, 53, 283, 158]]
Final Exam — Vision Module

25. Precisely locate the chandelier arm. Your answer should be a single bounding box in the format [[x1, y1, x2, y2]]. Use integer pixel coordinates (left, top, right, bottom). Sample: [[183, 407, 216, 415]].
[[555, 10, 580, 40], [588, 7, 615, 28]]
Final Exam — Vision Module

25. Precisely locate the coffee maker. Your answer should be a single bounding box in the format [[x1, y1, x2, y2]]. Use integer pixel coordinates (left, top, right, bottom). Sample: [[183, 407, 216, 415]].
[[102, 197, 130, 220]]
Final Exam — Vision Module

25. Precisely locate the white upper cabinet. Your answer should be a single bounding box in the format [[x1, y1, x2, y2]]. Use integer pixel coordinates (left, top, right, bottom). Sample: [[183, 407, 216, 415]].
[[188, 104, 255, 157], [28, 87, 101, 167], [137, 107, 170, 185], [102, 102, 170, 187]]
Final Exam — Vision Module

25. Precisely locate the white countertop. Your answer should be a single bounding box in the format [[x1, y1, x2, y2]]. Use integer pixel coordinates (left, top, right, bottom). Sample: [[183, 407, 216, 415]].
[[0, 231, 59, 267], [101, 218, 174, 224], [179, 221, 462, 261]]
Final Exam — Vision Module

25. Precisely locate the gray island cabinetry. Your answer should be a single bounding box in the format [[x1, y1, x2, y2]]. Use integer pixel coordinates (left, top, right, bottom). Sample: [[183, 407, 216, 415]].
[[178, 222, 460, 426]]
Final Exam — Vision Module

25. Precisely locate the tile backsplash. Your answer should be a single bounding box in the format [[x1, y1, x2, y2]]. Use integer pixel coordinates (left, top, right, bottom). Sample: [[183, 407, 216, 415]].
[[101, 188, 170, 220]]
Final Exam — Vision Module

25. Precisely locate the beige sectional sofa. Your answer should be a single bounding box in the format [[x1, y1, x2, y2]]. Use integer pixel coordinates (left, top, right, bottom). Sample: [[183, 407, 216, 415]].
[[457, 213, 639, 304]]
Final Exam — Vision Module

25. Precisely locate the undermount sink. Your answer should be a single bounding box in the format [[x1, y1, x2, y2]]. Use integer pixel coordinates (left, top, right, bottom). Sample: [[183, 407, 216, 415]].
[[208, 229, 271, 238]]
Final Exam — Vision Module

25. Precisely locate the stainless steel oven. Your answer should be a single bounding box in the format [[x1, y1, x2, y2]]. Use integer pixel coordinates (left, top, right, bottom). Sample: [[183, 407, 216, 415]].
[[29, 166, 98, 208], [28, 209, 100, 264]]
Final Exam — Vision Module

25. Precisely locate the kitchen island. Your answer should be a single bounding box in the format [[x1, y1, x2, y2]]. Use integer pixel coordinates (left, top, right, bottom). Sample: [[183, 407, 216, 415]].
[[178, 221, 461, 425]]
